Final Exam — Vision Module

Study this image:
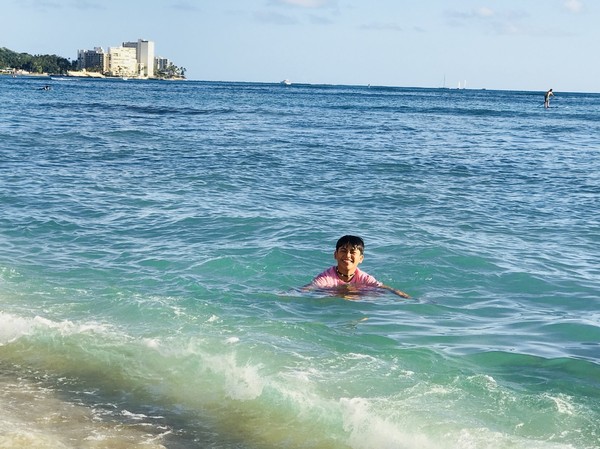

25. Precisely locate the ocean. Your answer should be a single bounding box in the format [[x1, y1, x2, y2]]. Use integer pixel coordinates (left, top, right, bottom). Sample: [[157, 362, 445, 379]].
[[0, 76, 598, 449]]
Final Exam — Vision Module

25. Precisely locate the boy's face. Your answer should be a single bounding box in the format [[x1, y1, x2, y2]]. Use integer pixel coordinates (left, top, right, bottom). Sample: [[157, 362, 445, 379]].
[[334, 244, 364, 271]]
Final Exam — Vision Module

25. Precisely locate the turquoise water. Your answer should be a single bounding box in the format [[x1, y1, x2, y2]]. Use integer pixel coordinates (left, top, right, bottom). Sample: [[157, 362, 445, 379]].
[[1, 76, 599, 448]]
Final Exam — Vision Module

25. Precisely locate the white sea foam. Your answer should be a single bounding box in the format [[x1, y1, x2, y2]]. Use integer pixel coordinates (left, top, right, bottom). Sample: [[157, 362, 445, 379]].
[[0, 311, 116, 346], [205, 353, 265, 401], [544, 393, 576, 415], [0, 265, 20, 280], [120, 409, 149, 420], [142, 337, 162, 349], [340, 397, 434, 449], [337, 395, 580, 449], [346, 352, 378, 361], [0, 312, 35, 345]]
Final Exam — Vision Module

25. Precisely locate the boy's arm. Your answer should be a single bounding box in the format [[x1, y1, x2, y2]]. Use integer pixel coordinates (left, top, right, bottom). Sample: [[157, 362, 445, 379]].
[[301, 283, 315, 292], [380, 284, 411, 298]]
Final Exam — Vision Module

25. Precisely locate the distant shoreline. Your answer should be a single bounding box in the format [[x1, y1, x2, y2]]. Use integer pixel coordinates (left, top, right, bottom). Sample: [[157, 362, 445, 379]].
[[0, 72, 186, 81], [2, 74, 599, 93]]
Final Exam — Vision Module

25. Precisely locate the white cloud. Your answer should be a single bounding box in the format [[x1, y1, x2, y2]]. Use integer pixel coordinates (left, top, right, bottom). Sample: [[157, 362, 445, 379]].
[[271, 0, 337, 8], [360, 22, 403, 32], [476, 7, 495, 18], [17, 0, 63, 10], [70, 0, 104, 10], [564, 0, 583, 13], [308, 14, 334, 25], [169, 1, 201, 12], [254, 10, 298, 25], [444, 8, 532, 36]]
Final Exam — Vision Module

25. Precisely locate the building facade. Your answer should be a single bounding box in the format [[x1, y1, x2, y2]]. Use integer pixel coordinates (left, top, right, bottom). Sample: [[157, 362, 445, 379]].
[[77, 47, 108, 72], [123, 39, 155, 78], [75, 39, 172, 78], [138, 40, 155, 78], [155, 57, 171, 73], [107, 46, 138, 77]]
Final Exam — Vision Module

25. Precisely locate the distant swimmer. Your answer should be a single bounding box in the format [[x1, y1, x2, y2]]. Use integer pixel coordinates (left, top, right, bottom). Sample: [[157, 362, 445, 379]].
[[40, 85, 51, 91], [544, 89, 554, 109]]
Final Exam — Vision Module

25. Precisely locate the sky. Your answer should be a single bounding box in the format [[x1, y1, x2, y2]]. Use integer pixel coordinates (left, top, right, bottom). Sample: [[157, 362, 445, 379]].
[[2, 0, 599, 92]]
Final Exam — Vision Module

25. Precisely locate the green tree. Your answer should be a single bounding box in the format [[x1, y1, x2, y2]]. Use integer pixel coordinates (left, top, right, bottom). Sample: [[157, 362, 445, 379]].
[[0, 47, 76, 74]]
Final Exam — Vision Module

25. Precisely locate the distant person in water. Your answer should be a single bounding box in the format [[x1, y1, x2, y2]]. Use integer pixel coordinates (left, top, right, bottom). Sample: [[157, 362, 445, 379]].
[[544, 89, 554, 109], [305, 235, 410, 298]]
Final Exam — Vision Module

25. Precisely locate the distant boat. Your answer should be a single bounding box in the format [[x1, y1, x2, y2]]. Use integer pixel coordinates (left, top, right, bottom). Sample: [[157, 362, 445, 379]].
[[122, 77, 129, 81], [441, 74, 448, 89], [281, 79, 291, 86]]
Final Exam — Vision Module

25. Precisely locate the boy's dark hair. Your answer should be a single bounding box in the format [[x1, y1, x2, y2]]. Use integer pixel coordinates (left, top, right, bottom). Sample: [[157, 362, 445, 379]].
[[336, 235, 365, 254]]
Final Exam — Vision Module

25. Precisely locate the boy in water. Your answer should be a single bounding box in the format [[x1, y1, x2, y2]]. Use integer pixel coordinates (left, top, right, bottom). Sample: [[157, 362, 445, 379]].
[[306, 235, 410, 298]]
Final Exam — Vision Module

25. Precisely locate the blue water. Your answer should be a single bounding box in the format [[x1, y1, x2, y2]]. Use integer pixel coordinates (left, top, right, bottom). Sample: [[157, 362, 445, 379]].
[[1, 76, 599, 449]]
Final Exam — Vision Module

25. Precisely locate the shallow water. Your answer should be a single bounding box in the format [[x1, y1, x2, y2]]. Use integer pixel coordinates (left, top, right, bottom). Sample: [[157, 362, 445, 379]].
[[1, 77, 599, 448]]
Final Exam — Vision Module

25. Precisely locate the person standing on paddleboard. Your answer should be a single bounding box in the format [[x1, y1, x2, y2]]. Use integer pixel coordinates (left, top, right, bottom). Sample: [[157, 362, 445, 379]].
[[544, 88, 554, 109]]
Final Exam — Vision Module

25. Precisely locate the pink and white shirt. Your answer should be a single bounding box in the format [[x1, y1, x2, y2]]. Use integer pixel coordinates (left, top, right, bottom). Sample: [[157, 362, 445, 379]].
[[310, 266, 382, 289]]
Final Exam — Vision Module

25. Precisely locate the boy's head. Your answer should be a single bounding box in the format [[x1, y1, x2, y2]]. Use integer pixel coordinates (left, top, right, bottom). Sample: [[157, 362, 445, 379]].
[[335, 235, 365, 254], [334, 235, 365, 271]]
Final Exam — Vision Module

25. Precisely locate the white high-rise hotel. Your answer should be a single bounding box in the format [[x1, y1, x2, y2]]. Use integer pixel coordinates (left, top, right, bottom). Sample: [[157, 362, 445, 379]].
[[77, 39, 156, 78], [122, 39, 155, 78]]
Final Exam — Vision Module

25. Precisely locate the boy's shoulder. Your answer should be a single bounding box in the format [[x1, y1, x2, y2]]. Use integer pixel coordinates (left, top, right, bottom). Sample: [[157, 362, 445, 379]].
[[314, 266, 336, 279]]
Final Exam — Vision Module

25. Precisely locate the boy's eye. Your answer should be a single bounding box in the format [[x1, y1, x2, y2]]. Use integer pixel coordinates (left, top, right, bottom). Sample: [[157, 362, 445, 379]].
[[338, 247, 360, 255]]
